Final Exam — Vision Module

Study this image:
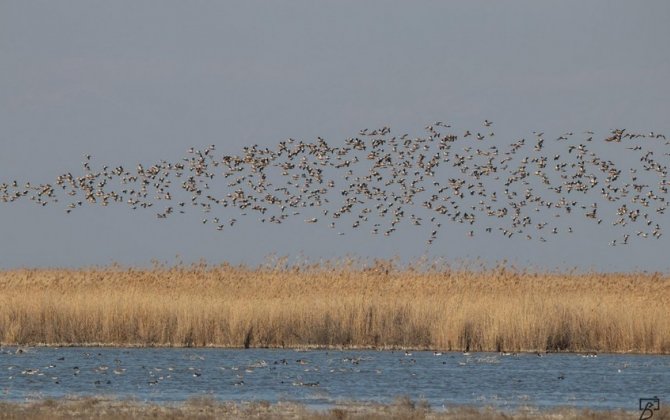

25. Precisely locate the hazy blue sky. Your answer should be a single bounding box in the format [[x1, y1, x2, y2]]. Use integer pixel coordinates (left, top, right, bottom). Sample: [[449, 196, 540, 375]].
[[2, 1, 670, 270]]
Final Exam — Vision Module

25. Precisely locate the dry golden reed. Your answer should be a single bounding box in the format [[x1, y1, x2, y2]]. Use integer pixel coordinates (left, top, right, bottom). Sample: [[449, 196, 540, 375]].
[[0, 258, 668, 353]]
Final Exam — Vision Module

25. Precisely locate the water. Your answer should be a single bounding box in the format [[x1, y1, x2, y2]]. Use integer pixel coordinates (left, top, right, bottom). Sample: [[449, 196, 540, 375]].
[[1, 347, 668, 411]]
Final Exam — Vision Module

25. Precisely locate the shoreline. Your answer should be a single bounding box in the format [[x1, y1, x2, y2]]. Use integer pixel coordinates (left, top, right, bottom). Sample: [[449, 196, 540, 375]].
[[0, 397, 649, 420], [2, 344, 668, 356]]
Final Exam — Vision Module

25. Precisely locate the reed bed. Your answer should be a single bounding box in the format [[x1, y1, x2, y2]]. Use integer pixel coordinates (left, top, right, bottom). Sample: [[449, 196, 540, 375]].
[[0, 259, 669, 353]]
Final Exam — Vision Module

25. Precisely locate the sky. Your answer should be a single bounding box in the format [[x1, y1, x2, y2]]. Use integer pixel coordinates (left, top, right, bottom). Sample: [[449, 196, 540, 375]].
[[1, 1, 670, 271]]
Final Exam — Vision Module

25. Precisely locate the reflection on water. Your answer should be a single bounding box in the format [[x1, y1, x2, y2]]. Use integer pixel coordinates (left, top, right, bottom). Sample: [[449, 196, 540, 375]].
[[1, 347, 668, 411]]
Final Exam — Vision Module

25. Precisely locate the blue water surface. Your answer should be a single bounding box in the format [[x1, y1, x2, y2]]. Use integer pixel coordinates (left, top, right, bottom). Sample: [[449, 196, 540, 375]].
[[0, 347, 667, 411]]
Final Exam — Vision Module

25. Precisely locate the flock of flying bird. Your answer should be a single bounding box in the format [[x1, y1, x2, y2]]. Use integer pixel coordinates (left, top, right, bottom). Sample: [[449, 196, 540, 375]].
[[1, 121, 669, 246]]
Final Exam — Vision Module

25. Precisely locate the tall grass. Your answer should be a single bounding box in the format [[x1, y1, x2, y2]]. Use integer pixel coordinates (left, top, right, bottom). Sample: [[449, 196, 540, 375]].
[[0, 259, 668, 353]]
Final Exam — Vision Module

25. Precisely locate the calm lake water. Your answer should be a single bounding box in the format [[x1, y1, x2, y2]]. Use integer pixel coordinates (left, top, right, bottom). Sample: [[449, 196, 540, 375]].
[[0, 347, 667, 411]]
